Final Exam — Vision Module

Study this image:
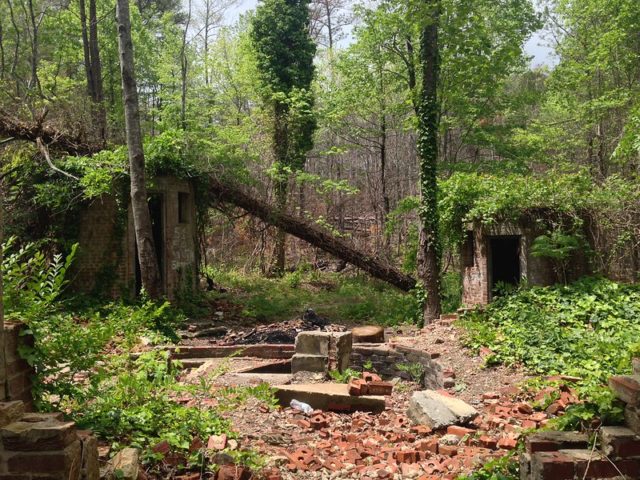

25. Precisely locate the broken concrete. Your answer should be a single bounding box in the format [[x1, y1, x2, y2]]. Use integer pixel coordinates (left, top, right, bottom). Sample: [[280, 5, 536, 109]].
[[407, 390, 478, 429], [274, 383, 385, 413]]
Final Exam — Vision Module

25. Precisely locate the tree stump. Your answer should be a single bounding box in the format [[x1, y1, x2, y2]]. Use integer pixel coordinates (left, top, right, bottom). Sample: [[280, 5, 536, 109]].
[[351, 326, 385, 343]]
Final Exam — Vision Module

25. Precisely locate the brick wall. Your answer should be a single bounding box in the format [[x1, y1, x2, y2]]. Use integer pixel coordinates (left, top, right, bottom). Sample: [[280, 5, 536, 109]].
[[74, 194, 132, 297], [1, 322, 34, 410], [73, 175, 198, 300], [461, 222, 567, 307]]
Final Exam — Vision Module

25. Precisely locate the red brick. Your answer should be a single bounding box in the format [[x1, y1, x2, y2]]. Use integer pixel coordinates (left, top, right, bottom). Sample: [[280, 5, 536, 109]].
[[479, 435, 497, 450], [530, 451, 575, 479], [216, 465, 251, 480], [446, 426, 475, 438], [525, 431, 588, 454], [367, 381, 393, 396], [439, 445, 458, 456]]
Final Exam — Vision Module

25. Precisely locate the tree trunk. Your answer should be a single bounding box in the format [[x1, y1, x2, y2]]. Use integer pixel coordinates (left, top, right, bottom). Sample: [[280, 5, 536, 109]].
[[89, 0, 106, 142], [272, 100, 289, 275], [416, 2, 442, 325], [115, 0, 162, 299], [208, 176, 417, 291]]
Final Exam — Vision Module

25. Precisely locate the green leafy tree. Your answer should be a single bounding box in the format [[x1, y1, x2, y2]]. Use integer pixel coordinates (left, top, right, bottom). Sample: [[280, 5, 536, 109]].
[[250, 0, 317, 274]]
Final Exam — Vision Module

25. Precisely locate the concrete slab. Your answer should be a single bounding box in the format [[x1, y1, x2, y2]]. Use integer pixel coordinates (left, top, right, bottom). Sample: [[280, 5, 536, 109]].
[[407, 390, 478, 429], [274, 383, 386, 413]]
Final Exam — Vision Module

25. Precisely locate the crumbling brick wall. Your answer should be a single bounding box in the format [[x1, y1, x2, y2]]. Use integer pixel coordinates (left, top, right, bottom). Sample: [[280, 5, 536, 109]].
[[73, 175, 198, 300], [1, 322, 34, 410], [0, 401, 99, 480]]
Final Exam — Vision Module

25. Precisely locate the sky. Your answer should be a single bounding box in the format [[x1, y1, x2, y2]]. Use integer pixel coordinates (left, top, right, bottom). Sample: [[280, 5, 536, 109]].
[[222, 0, 556, 68]]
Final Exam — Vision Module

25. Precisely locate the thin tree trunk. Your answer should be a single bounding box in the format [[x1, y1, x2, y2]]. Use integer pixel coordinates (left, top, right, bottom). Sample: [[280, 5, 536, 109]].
[[417, 1, 442, 325], [115, 0, 162, 299], [89, 0, 106, 142], [0, 20, 5, 80], [180, 0, 192, 129], [79, 0, 93, 96], [273, 100, 289, 275]]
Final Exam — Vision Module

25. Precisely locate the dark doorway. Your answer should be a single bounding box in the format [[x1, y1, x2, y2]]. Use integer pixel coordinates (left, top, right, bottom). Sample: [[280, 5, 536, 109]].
[[135, 194, 165, 295], [489, 236, 520, 295]]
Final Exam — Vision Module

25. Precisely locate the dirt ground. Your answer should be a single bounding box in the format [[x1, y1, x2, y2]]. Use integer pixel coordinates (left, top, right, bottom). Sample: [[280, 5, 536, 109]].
[[190, 320, 553, 479]]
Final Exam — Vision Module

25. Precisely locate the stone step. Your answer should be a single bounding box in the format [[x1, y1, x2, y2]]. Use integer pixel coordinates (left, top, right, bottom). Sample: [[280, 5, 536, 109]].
[[609, 375, 640, 406]]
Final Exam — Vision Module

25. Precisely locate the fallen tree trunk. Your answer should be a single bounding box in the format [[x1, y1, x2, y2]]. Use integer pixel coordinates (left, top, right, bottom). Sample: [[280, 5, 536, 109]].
[[0, 111, 98, 156], [0, 118, 417, 291], [207, 175, 417, 292]]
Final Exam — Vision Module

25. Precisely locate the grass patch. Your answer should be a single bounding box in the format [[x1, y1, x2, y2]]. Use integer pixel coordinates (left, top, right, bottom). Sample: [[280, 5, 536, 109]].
[[205, 266, 417, 326]]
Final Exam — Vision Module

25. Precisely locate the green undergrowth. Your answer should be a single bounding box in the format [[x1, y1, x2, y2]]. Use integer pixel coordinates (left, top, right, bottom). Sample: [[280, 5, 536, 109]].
[[4, 240, 274, 473], [460, 276, 640, 428], [205, 266, 418, 325]]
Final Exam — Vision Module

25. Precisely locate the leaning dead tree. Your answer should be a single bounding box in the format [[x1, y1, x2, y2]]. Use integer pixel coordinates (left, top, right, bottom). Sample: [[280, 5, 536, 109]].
[[206, 176, 417, 291], [0, 119, 417, 292]]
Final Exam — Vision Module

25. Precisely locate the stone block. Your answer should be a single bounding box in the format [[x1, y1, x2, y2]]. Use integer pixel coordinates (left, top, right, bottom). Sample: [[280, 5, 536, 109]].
[[294, 332, 330, 355], [1, 418, 77, 451], [291, 354, 327, 374], [0, 401, 25, 427], [110, 447, 140, 480], [600, 426, 640, 458], [77, 430, 100, 480], [331, 332, 352, 373], [7, 439, 81, 478], [407, 390, 478, 429], [609, 375, 640, 406], [525, 431, 589, 454]]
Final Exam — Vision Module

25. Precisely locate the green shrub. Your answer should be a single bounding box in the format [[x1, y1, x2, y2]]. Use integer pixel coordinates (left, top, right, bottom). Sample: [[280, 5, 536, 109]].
[[460, 277, 639, 426]]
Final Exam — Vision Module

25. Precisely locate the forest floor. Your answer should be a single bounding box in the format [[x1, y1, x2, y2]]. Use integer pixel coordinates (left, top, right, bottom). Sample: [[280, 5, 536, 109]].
[[164, 312, 566, 480]]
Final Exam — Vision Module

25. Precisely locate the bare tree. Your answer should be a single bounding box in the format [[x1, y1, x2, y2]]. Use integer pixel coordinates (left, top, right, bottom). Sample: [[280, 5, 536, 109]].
[[115, 0, 162, 299]]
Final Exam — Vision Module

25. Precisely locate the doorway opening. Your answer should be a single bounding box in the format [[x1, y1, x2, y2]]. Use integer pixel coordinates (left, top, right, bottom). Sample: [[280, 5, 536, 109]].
[[489, 236, 521, 297], [134, 194, 165, 295]]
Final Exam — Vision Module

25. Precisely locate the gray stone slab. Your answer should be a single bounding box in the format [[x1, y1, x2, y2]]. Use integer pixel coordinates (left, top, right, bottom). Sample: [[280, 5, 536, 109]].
[[295, 332, 331, 355], [407, 390, 478, 429]]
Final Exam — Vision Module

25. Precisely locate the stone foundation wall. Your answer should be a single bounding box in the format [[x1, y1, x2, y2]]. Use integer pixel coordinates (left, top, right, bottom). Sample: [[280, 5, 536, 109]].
[[1, 322, 34, 409], [349, 343, 442, 388]]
